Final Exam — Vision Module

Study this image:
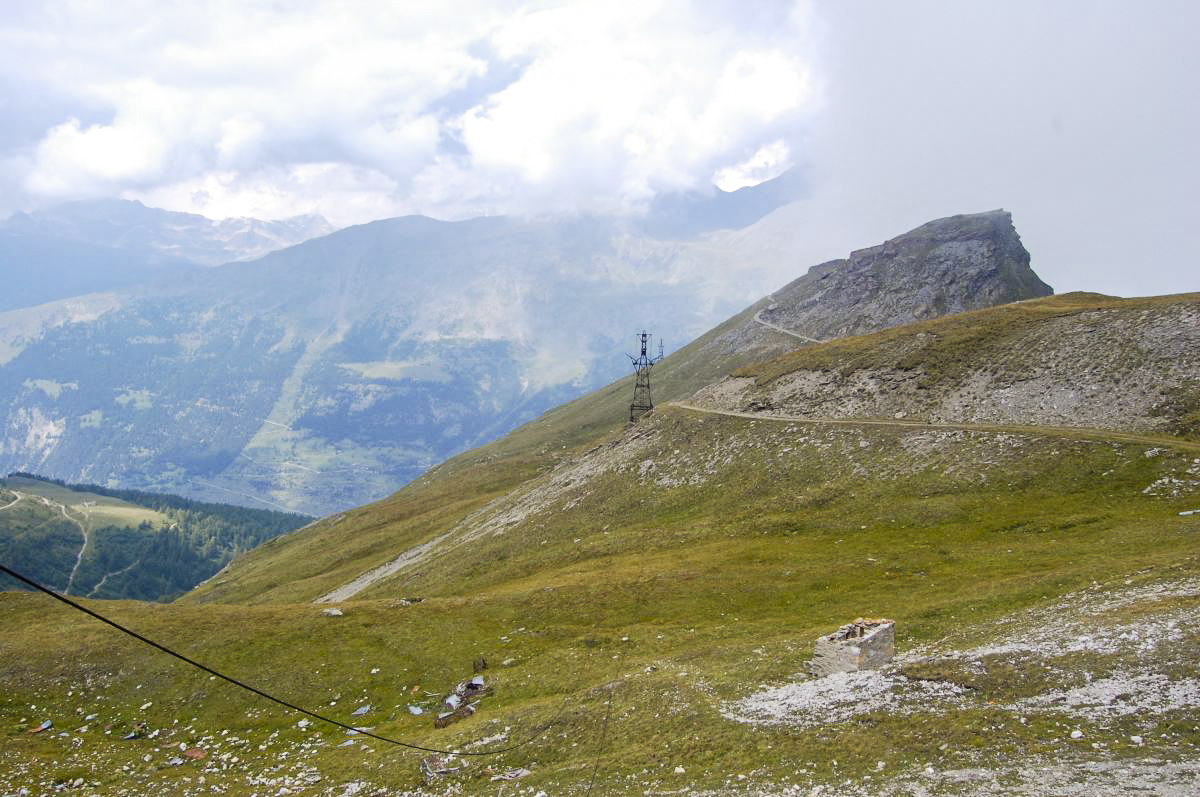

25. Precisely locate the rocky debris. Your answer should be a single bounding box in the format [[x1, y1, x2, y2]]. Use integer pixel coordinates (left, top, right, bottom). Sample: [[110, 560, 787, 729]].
[[689, 296, 1200, 438], [1015, 673, 1200, 720], [420, 754, 467, 780], [725, 575, 1200, 735], [121, 721, 147, 740], [489, 767, 532, 781], [723, 667, 969, 729]]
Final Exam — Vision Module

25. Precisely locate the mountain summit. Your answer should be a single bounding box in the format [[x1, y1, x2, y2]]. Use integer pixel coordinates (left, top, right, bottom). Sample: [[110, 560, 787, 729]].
[[759, 209, 1052, 340]]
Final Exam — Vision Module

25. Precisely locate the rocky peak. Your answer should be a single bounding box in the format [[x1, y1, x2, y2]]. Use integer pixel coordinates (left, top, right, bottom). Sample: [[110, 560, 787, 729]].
[[760, 209, 1052, 340]]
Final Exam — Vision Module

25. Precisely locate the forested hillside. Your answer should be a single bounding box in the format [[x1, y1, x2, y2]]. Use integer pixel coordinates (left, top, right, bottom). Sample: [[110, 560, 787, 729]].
[[0, 474, 311, 601]]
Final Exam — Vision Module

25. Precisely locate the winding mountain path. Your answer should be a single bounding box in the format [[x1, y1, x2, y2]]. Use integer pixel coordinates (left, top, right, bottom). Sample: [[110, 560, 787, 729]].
[[752, 296, 826, 344], [668, 402, 1200, 453], [88, 559, 140, 598], [58, 502, 90, 595], [0, 491, 22, 511], [1, 490, 91, 594]]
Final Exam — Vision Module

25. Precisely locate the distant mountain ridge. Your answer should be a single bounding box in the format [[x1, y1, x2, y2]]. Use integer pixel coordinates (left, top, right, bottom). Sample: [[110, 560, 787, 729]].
[[0, 207, 810, 515], [3, 198, 334, 266], [0, 199, 336, 313]]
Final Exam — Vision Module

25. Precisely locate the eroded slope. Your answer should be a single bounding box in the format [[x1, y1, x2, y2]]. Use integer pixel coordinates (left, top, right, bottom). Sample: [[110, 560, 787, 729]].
[[691, 292, 1200, 438]]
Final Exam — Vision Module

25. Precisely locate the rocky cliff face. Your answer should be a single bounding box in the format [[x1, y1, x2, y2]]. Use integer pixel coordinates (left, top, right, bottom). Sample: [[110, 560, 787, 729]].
[[647, 210, 1055, 403], [759, 209, 1052, 340]]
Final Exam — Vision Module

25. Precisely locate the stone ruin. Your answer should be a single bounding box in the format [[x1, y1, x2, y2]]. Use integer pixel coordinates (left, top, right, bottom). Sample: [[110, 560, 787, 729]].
[[809, 617, 895, 677]]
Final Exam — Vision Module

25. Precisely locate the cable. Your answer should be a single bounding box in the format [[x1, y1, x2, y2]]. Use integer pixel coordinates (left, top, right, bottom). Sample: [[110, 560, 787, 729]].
[[582, 684, 615, 797], [0, 562, 566, 757]]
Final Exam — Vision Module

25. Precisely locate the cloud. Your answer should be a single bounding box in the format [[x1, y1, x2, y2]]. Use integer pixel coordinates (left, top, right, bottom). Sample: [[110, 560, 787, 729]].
[[0, 0, 818, 225], [779, 0, 1200, 298], [2, 1, 1195, 299], [713, 139, 793, 192]]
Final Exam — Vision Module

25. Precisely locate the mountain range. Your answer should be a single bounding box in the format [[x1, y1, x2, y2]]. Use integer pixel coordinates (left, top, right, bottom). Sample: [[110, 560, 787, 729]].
[[2, 201, 1198, 795], [0, 179, 816, 515]]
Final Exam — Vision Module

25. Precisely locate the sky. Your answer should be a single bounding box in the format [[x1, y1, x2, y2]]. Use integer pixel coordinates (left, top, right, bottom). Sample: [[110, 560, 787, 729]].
[[0, 0, 1196, 297]]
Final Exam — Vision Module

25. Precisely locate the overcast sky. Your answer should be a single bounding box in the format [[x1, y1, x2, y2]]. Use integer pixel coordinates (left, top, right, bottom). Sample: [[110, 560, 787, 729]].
[[1, 1, 1196, 297]]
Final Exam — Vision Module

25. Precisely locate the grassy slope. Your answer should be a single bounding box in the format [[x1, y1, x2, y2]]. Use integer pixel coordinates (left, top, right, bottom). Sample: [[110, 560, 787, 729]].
[[183, 297, 792, 605], [4, 293, 1200, 794], [4, 475, 168, 528], [2, 407, 1199, 794], [186, 291, 1199, 606]]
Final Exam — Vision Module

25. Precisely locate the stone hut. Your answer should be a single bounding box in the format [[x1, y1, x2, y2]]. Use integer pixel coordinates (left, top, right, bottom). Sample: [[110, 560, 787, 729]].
[[809, 617, 895, 677]]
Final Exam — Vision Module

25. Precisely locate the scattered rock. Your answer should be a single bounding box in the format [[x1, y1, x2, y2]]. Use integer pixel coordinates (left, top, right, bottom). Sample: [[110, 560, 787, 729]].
[[421, 754, 467, 780]]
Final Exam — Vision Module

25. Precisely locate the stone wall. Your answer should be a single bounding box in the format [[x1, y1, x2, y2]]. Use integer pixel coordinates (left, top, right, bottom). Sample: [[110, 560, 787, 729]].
[[809, 618, 895, 678]]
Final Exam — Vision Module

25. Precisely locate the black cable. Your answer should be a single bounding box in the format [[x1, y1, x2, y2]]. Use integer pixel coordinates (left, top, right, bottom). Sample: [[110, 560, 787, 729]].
[[582, 684, 615, 797], [0, 562, 566, 757]]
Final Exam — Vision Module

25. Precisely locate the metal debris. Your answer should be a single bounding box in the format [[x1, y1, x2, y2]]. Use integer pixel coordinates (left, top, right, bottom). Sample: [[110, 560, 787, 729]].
[[433, 673, 494, 728], [490, 767, 532, 781]]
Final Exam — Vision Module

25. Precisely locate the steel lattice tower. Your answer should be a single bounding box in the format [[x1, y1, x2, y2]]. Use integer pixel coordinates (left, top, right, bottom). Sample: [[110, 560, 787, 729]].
[[628, 331, 663, 423]]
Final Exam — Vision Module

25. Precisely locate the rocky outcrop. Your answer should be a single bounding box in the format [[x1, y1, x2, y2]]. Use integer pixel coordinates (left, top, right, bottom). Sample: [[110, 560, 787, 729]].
[[759, 209, 1052, 341], [689, 293, 1200, 437]]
